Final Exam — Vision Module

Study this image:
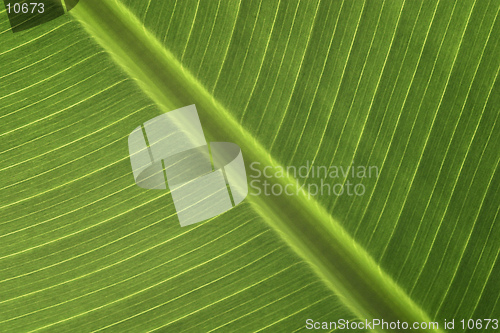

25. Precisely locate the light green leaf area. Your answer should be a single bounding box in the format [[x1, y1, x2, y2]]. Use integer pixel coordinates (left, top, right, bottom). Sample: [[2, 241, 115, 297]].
[[1, 0, 499, 332]]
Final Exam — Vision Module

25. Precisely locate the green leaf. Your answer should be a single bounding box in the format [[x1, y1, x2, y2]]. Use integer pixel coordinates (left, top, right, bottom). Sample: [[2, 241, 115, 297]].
[[1, 0, 499, 332]]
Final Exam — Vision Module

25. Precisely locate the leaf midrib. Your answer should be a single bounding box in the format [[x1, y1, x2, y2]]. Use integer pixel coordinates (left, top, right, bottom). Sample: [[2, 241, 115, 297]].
[[69, 1, 442, 331]]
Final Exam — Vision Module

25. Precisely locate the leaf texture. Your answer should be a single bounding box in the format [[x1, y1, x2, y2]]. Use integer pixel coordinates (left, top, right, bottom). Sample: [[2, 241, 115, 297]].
[[0, 0, 499, 332]]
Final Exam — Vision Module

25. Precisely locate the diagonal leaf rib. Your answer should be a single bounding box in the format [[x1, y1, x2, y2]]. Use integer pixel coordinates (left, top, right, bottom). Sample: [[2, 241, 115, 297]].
[[70, 0, 443, 331]]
